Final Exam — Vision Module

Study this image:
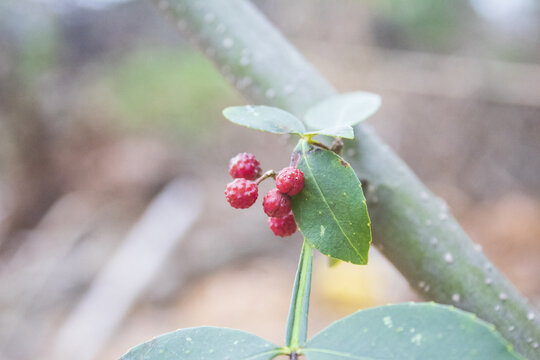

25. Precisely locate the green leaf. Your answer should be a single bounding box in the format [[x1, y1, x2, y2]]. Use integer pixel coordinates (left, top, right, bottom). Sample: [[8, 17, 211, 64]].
[[291, 139, 371, 265], [120, 327, 283, 360], [304, 125, 354, 139], [302, 303, 526, 360], [223, 105, 305, 134], [285, 239, 313, 350], [304, 91, 381, 132]]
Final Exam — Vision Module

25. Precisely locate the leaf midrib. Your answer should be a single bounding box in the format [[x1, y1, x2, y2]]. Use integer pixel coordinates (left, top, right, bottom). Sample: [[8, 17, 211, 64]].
[[300, 141, 365, 263]]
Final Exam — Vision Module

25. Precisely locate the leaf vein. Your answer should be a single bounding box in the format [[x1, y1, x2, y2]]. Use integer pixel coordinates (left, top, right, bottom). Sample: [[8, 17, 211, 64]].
[[300, 141, 365, 263], [302, 348, 377, 360]]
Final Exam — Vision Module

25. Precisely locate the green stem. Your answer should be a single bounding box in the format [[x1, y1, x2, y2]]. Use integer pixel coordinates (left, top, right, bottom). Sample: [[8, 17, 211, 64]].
[[285, 239, 313, 351], [255, 169, 276, 185], [151, 1, 540, 358]]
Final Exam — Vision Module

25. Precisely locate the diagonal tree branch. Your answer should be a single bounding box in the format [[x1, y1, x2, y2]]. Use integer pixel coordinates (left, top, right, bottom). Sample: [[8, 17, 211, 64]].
[[150, 0, 540, 358]]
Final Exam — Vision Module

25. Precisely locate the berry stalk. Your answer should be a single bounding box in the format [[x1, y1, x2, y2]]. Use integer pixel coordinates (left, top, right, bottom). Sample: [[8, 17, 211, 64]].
[[255, 169, 276, 185]]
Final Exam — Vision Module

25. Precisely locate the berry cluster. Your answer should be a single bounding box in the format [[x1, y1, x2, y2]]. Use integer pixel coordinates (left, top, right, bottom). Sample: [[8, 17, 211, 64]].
[[225, 152, 305, 237]]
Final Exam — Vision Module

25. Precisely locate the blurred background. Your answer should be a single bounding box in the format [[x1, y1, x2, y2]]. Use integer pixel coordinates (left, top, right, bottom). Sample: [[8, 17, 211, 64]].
[[0, 0, 539, 359]]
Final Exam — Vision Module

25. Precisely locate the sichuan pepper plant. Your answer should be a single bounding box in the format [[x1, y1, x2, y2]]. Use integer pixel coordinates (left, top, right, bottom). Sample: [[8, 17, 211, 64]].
[[120, 93, 525, 360], [118, 0, 540, 358]]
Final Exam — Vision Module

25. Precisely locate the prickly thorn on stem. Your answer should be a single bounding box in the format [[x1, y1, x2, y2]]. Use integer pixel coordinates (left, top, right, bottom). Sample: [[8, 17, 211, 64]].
[[331, 137, 344, 154]]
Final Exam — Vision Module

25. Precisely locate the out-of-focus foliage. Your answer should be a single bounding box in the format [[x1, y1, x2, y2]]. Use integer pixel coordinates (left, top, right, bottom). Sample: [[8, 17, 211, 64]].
[[15, 22, 59, 88], [0, 2, 58, 87], [367, 0, 471, 51], [93, 50, 238, 139]]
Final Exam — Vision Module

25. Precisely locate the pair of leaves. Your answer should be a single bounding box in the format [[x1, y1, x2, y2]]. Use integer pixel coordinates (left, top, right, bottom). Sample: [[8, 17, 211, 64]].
[[120, 303, 524, 359], [222, 91, 381, 139]]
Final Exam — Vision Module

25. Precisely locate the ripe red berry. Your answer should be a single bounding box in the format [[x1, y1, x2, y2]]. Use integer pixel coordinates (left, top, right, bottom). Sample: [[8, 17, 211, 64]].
[[229, 152, 262, 181], [263, 188, 292, 218], [276, 167, 305, 196], [268, 212, 297, 237], [225, 178, 258, 209]]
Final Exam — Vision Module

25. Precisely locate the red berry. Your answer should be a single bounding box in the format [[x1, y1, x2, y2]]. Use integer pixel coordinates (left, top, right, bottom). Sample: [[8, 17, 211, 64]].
[[268, 212, 297, 237], [225, 178, 258, 209], [263, 189, 292, 218], [229, 152, 262, 181], [276, 167, 305, 196]]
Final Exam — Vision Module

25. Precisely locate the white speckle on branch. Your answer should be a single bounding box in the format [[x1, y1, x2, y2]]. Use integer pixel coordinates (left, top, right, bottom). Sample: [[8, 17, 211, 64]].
[[223, 37, 234, 48], [265, 88, 276, 99], [444, 252, 453, 264]]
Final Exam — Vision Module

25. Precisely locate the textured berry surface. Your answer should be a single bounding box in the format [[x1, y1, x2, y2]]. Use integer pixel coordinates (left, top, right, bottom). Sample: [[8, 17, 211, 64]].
[[263, 188, 292, 218], [268, 212, 297, 237], [276, 167, 305, 196], [229, 152, 262, 180], [225, 178, 258, 209]]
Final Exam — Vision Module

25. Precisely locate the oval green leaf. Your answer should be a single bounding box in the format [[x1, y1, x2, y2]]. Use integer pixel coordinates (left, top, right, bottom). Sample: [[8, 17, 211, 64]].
[[303, 303, 525, 360], [291, 139, 371, 265], [304, 91, 381, 132], [120, 326, 282, 360], [223, 105, 306, 134]]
